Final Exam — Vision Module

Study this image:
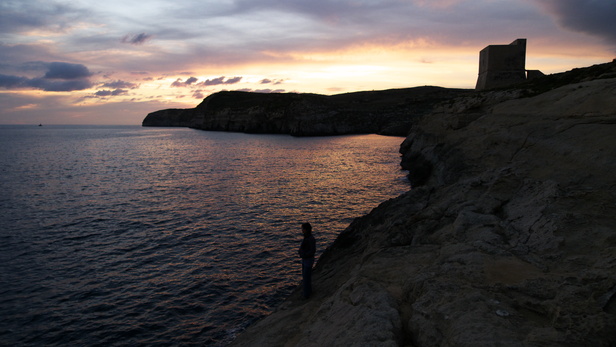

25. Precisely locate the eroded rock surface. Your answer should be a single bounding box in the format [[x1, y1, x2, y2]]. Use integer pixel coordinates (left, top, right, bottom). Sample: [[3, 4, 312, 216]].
[[230, 72, 616, 346]]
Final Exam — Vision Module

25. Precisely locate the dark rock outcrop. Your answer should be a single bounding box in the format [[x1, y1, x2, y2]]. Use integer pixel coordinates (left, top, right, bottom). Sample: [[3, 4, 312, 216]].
[[230, 61, 616, 346], [141, 108, 197, 127], [142, 87, 471, 136]]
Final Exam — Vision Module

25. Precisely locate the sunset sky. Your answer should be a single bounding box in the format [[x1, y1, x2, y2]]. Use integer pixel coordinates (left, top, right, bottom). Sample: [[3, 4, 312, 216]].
[[1, 0, 615, 125]]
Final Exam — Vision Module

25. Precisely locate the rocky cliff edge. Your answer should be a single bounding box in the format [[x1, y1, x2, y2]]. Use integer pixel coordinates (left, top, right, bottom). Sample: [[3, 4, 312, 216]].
[[230, 62, 616, 346]]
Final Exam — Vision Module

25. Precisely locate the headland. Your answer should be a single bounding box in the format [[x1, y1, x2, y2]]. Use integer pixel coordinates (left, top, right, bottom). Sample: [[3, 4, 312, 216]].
[[142, 86, 470, 136], [228, 61, 616, 346]]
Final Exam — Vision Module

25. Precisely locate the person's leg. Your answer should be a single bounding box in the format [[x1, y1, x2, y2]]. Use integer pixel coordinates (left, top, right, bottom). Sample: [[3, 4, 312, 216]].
[[302, 258, 314, 298], [301, 259, 309, 298]]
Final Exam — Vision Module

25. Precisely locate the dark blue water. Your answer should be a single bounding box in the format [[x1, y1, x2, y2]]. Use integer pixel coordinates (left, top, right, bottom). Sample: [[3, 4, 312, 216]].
[[0, 125, 408, 346]]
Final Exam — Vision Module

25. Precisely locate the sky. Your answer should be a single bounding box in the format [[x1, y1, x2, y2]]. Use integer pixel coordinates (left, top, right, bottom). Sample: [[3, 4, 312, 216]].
[[1, 0, 615, 125]]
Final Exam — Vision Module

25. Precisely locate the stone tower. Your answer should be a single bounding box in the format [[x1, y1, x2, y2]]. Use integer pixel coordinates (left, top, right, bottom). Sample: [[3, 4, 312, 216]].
[[475, 38, 527, 90]]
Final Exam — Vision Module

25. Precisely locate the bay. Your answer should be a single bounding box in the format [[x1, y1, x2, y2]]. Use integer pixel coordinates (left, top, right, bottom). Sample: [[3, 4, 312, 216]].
[[0, 125, 408, 346]]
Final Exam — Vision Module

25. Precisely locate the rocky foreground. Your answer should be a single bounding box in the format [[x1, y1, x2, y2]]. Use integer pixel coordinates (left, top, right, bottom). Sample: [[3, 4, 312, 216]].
[[230, 62, 616, 346]]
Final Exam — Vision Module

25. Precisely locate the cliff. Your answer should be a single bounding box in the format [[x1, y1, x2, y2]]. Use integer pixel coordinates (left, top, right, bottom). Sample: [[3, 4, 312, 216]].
[[230, 61, 616, 346], [142, 108, 197, 127], [142, 87, 470, 136]]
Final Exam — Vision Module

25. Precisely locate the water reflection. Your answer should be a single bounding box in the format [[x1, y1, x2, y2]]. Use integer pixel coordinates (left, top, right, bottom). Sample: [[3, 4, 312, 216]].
[[0, 126, 408, 346]]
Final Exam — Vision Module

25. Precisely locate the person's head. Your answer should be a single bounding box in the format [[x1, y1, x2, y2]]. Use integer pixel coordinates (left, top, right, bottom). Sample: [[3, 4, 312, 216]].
[[301, 222, 312, 236]]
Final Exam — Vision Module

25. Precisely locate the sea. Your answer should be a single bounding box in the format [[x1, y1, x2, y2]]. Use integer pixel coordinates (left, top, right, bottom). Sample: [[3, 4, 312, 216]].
[[0, 125, 409, 346]]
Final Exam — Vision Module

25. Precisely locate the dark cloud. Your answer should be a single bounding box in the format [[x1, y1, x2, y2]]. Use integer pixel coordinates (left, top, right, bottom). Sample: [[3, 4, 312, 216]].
[[533, 0, 616, 46], [28, 78, 93, 92], [260, 78, 284, 85], [171, 76, 242, 88], [122, 33, 153, 45], [0, 74, 29, 88], [0, 61, 93, 91], [201, 76, 243, 86], [0, 75, 92, 91], [202, 76, 225, 86], [224, 76, 242, 84], [95, 89, 128, 97], [101, 80, 139, 89], [171, 76, 199, 87], [44, 62, 92, 79]]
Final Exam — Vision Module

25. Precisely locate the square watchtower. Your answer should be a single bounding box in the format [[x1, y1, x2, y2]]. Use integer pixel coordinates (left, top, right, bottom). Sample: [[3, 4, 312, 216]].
[[475, 38, 527, 90]]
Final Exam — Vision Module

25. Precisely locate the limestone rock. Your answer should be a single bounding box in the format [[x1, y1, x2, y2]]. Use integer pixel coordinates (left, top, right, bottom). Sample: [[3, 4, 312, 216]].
[[231, 65, 616, 346]]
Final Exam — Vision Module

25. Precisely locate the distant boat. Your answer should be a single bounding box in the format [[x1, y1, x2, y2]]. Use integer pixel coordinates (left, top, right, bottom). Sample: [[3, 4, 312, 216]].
[[38, 124, 42, 126]]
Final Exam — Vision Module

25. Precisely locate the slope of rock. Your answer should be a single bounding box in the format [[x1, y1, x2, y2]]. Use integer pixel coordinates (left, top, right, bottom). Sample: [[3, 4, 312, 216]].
[[230, 70, 616, 345]]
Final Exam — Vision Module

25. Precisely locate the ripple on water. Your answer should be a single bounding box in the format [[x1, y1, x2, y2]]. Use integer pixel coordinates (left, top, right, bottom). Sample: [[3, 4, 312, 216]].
[[0, 126, 408, 346]]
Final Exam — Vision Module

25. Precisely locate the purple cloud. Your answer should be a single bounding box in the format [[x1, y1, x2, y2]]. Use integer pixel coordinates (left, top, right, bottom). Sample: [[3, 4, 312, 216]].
[[28, 78, 93, 91], [202, 76, 225, 86], [0, 74, 29, 88], [122, 33, 153, 45], [260, 78, 284, 85], [224, 76, 242, 84], [171, 76, 199, 87], [101, 80, 139, 89], [201, 76, 243, 86], [95, 89, 128, 97], [44, 62, 92, 79], [0, 62, 93, 91]]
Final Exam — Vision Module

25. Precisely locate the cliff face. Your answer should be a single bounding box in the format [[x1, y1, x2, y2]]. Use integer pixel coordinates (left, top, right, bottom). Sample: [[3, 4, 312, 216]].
[[142, 87, 470, 136], [230, 63, 616, 346], [141, 108, 197, 127]]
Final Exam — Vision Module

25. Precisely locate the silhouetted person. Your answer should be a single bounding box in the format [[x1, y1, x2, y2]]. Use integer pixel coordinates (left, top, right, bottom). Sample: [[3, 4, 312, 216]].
[[298, 222, 316, 299]]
